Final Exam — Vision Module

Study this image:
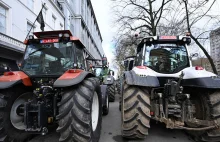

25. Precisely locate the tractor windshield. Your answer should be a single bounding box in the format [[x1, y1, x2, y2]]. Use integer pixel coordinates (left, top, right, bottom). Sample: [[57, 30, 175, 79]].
[[141, 44, 189, 73], [21, 42, 78, 76]]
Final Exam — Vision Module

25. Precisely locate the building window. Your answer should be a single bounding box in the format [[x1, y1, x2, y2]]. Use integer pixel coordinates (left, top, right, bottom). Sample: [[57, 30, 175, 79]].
[[27, 0, 34, 10], [60, 23, 63, 30], [0, 5, 6, 34], [52, 15, 56, 29], [27, 22, 34, 35]]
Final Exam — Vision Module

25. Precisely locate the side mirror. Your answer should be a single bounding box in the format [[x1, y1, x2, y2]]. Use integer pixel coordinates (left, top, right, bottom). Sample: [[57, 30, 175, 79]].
[[190, 53, 198, 59], [109, 70, 115, 76], [124, 60, 128, 68]]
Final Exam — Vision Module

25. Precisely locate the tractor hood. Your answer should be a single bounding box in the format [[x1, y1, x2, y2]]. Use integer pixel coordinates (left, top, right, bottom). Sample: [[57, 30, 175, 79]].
[[132, 66, 216, 79], [126, 66, 220, 88]]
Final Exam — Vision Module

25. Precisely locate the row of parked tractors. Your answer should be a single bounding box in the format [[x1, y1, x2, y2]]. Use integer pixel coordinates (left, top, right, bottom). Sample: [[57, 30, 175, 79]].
[[0, 30, 220, 142]]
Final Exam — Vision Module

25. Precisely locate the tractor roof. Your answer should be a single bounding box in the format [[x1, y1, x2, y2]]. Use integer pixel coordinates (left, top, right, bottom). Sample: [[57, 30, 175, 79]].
[[34, 30, 72, 38], [137, 36, 191, 48], [28, 30, 85, 49]]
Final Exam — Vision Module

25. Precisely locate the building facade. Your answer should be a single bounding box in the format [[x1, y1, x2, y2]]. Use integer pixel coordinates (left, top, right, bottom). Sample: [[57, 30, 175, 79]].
[[210, 27, 220, 74], [58, 0, 104, 60], [0, 0, 104, 71], [0, 0, 65, 70]]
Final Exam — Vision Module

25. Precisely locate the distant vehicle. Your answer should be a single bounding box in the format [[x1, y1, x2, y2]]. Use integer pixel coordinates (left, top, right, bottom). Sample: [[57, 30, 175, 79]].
[[87, 56, 115, 116], [120, 35, 220, 142]]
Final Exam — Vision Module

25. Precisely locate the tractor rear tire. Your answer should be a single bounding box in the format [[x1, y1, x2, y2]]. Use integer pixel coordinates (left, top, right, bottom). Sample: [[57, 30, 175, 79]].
[[57, 77, 102, 142], [108, 85, 115, 102], [117, 79, 121, 94], [0, 86, 32, 142], [187, 91, 220, 142], [200, 91, 220, 141], [121, 83, 151, 139], [103, 88, 109, 116]]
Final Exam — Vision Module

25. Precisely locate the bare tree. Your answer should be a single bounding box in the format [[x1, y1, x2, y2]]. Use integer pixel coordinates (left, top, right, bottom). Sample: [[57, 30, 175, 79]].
[[112, 0, 220, 74], [113, 33, 137, 75], [181, 0, 219, 74], [112, 0, 172, 36]]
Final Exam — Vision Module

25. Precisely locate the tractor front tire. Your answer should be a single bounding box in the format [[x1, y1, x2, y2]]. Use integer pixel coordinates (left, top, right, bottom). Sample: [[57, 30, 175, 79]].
[[0, 86, 31, 142], [108, 85, 115, 102], [121, 83, 151, 139], [57, 77, 102, 142]]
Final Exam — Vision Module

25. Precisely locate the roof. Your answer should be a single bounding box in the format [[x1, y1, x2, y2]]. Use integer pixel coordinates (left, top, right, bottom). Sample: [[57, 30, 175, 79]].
[[34, 30, 73, 38]]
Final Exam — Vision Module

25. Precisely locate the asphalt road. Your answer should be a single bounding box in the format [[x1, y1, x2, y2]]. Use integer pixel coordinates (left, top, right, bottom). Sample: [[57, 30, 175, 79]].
[[30, 94, 194, 142]]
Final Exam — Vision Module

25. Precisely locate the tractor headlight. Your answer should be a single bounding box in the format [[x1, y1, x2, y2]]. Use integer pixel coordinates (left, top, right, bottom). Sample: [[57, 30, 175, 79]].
[[64, 33, 70, 38], [59, 33, 63, 38]]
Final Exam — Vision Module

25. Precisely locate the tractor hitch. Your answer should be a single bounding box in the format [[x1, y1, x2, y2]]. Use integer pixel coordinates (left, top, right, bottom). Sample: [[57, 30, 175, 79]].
[[24, 101, 48, 134]]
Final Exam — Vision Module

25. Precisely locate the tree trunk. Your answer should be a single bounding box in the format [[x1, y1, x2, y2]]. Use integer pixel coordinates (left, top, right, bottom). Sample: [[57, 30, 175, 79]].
[[190, 35, 218, 74], [183, 0, 218, 74]]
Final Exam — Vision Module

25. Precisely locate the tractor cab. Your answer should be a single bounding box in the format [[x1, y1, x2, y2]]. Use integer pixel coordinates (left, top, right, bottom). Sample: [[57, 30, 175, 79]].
[[135, 36, 191, 74], [21, 30, 86, 77]]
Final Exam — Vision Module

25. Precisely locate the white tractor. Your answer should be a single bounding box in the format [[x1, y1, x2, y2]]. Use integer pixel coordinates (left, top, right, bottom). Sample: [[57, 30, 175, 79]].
[[120, 36, 220, 141]]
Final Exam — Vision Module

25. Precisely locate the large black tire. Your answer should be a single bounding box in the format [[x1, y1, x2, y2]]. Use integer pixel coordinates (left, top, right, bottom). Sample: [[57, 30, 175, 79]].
[[121, 83, 151, 139], [199, 91, 220, 141], [117, 79, 121, 94], [108, 85, 115, 102], [187, 91, 220, 142], [0, 86, 32, 142], [103, 88, 109, 116], [56, 77, 102, 142]]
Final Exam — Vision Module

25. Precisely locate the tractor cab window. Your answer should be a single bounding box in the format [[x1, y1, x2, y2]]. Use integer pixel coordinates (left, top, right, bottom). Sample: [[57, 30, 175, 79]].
[[139, 43, 189, 73], [21, 42, 76, 76], [75, 46, 85, 69]]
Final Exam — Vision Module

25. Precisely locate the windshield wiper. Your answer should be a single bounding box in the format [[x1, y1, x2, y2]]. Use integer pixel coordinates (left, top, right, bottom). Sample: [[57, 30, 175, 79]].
[[29, 48, 46, 56]]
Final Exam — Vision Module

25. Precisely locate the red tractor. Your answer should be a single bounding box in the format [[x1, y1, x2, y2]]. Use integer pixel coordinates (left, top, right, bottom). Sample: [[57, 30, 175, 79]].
[[0, 30, 102, 142]]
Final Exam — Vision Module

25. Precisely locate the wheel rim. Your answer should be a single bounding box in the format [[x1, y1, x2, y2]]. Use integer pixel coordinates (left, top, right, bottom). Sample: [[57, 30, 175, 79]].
[[91, 92, 99, 131], [10, 93, 33, 130]]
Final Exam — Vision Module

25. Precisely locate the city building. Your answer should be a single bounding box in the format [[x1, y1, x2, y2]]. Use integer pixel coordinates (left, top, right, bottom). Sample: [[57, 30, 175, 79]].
[[58, 0, 104, 60], [0, 0, 104, 70], [0, 0, 65, 69], [210, 27, 220, 74]]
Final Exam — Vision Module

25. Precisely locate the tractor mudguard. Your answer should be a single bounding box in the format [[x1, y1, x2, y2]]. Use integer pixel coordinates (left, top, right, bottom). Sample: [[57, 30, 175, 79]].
[[103, 75, 114, 85], [124, 70, 160, 87], [182, 77, 220, 88], [0, 71, 32, 89], [53, 69, 95, 88], [100, 85, 108, 107]]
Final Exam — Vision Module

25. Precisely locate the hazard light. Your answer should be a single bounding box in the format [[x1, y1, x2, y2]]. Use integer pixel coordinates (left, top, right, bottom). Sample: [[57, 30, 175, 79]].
[[159, 36, 177, 40], [195, 66, 204, 70]]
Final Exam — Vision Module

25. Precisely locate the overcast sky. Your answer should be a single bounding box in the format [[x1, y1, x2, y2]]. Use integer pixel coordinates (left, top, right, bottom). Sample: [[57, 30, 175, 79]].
[[91, 0, 116, 68]]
